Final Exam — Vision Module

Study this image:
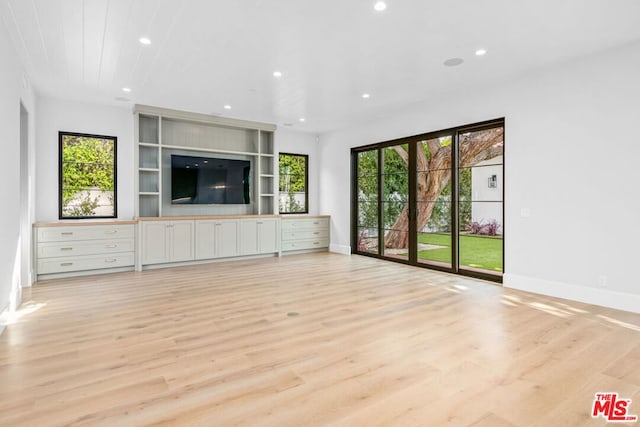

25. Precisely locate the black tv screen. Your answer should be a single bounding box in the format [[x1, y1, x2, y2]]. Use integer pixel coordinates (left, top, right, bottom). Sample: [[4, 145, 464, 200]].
[[171, 155, 250, 204]]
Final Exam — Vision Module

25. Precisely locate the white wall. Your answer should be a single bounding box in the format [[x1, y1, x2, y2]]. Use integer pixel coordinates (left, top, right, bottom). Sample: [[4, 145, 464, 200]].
[[319, 41, 640, 313], [35, 97, 134, 221], [275, 129, 320, 215], [0, 18, 36, 329]]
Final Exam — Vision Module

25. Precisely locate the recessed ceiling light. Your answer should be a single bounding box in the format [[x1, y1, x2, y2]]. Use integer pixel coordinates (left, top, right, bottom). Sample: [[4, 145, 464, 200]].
[[299, 118, 306, 122], [443, 58, 464, 67], [475, 49, 487, 56], [122, 87, 131, 93], [362, 93, 371, 99], [139, 37, 151, 45], [273, 71, 283, 78], [223, 105, 232, 110], [373, 1, 387, 11]]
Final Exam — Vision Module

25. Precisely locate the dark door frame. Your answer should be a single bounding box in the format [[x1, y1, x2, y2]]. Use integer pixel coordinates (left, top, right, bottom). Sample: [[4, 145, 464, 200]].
[[351, 118, 505, 283]]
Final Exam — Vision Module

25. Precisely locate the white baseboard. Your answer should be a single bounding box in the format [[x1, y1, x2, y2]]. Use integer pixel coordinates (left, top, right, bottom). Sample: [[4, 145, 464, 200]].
[[504, 273, 640, 314], [0, 302, 9, 336], [329, 244, 351, 255]]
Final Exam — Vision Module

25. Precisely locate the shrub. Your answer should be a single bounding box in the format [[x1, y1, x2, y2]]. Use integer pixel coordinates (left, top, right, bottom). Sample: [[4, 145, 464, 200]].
[[467, 219, 502, 236]]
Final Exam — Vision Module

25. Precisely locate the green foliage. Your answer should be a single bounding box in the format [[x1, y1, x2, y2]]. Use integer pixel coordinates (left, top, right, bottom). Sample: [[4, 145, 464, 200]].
[[358, 143, 473, 232], [279, 153, 307, 213], [278, 154, 306, 192], [61, 134, 115, 217]]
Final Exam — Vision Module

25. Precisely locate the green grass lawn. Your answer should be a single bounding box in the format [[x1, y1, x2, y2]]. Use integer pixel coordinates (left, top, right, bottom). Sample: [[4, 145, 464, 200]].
[[417, 233, 503, 272]]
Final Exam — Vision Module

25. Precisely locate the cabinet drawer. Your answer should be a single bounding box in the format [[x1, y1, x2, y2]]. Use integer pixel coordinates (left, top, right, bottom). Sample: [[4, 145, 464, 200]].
[[37, 252, 135, 274], [37, 239, 135, 259], [282, 229, 329, 241], [281, 238, 329, 251], [281, 218, 329, 231], [37, 224, 135, 242]]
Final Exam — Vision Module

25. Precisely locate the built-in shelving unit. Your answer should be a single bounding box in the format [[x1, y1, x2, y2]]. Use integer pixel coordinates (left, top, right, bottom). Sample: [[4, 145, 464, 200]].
[[134, 105, 277, 217]]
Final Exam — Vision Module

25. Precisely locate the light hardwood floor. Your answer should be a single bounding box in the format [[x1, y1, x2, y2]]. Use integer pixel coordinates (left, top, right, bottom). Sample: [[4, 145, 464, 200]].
[[1, 253, 639, 426]]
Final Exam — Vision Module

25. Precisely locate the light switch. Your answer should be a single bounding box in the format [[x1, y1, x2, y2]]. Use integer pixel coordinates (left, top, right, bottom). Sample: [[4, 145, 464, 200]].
[[520, 208, 531, 217]]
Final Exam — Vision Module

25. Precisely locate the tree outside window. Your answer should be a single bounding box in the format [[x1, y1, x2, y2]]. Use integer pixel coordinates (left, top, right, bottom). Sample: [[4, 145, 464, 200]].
[[279, 153, 308, 214], [59, 132, 117, 219]]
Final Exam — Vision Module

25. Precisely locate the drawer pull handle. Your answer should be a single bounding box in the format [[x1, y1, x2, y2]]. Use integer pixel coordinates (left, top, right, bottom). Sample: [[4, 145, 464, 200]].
[[313, 241, 320, 245], [313, 232, 320, 235], [61, 232, 73, 236], [313, 222, 319, 225], [105, 258, 117, 263], [257, 221, 263, 224], [60, 262, 73, 266], [60, 247, 73, 251], [105, 244, 118, 248], [105, 230, 118, 234]]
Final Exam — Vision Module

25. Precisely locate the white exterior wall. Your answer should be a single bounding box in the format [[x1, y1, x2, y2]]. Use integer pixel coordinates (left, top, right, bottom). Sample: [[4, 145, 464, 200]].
[[471, 156, 503, 231]]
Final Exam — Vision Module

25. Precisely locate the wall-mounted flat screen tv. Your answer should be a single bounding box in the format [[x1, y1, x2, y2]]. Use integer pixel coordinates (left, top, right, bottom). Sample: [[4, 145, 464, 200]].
[[171, 154, 250, 204]]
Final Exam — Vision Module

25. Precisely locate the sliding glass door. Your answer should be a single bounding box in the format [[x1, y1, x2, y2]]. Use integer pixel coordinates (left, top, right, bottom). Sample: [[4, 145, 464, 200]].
[[356, 150, 379, 255], [415, 135, 454, 269], [352, 119, 504, 282], [457, 126, 504, 275], [382, 144, 409, 261]]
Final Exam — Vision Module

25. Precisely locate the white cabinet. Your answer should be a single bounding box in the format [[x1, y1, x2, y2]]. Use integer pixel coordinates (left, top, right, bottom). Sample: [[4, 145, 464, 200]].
[[34, 223, 136, 278], [239, 218, 280, 255], [141, 220, 194, 265], [281, 216, 330, 252], [195, 219, 239, 260]]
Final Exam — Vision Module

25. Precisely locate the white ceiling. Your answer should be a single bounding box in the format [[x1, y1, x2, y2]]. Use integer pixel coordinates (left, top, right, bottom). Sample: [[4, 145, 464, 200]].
[[2, 0, 640, 133]]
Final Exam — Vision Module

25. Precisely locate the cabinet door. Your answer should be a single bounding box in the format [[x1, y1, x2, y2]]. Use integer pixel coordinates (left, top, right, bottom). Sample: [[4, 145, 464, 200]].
[[217, 220, 239, 258], [142, 222, 170, 265], [239, 220, 259, 255], [170, 221, 195, 262], [258, 219, 279, 253], [195, 220, 217, 260]]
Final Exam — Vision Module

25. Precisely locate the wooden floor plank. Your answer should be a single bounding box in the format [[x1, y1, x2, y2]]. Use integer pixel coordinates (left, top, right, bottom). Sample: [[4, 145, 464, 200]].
[[1, 253, 639, 426]]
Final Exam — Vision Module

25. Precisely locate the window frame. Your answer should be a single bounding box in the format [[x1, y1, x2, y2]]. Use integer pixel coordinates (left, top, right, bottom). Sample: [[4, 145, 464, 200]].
[[58, 131, 118, 220], [278, 152, 309, 214]]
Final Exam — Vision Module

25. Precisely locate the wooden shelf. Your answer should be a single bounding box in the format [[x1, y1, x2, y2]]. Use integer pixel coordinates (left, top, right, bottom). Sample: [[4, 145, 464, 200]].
[[160, 144, 259, 157], [136, 106, 276, 217]]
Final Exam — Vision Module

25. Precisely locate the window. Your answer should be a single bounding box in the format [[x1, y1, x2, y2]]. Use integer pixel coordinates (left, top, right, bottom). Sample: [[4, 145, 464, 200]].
[[352, 119, 504, 282], [59, 131, 117, 219], [279, 153, 308, 214]]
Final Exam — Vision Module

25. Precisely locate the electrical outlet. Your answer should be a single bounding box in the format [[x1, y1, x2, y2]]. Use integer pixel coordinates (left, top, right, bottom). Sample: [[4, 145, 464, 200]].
[[598, 275, 608, 287], [520, 208, 531, 217]]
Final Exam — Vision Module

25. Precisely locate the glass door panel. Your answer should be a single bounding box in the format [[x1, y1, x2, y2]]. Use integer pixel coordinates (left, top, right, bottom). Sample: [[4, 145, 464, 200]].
[[458, 127, 504, 276], [381, 145, 409, 260], [415, 136, 454, 269], [356, 150, 379, 254]]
